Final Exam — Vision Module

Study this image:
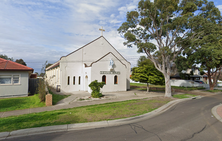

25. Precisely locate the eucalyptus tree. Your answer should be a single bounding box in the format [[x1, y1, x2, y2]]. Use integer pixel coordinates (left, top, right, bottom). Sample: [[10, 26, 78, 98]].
[[118, 0, 211, 97], [183, 1, 222, 90]]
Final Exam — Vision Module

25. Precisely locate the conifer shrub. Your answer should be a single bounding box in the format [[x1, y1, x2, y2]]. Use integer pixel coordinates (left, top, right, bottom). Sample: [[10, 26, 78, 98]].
[[89, 80, 105, 98]]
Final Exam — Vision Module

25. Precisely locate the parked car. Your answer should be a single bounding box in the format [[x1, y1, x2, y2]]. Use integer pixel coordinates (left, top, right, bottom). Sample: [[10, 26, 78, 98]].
[[194, 80, 205, 84]]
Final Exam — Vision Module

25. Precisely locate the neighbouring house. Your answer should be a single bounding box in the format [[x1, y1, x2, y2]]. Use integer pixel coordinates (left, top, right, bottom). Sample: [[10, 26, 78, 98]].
[[0, 58, 34, 97], [170, 68, 207, 81], [170, 68, 208, 88], [45, 36, 131, 93]]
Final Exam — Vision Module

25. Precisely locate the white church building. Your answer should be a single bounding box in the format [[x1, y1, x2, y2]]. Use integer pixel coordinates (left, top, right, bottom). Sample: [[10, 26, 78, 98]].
[[45, 35, 131, 94]]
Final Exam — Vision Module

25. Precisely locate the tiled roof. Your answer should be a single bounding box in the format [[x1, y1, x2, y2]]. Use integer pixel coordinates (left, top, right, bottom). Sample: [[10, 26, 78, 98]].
[[0, 58, 33, 71]]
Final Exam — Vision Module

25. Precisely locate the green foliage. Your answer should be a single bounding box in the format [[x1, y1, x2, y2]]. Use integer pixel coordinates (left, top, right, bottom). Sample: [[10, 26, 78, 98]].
[[131, 56, 165, 92], [89, 80, 105, 98], [118, 0, 210, 97], [0, 54, 13, 61], [179, 72, 190, 80], [15, 59, 26, 66], [181, 0, 222, 90], [37, 79, 46, 102]]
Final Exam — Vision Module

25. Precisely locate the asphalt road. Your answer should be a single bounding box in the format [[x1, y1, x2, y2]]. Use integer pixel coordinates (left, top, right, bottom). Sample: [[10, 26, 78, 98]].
[[5, 94, 222, 141]]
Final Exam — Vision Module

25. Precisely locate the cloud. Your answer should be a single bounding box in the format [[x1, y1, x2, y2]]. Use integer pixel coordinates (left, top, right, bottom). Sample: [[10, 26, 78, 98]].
[[217, 5, 222, 12], [0, 0, 144, 72]]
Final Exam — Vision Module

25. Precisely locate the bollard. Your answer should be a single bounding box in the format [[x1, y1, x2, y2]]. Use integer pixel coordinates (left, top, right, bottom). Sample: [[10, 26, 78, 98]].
[[45, 94, 52, 106]]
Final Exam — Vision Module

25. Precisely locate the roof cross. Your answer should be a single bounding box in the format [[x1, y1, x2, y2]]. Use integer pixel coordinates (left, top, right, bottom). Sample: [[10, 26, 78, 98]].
[[99, 27, 105, 36]]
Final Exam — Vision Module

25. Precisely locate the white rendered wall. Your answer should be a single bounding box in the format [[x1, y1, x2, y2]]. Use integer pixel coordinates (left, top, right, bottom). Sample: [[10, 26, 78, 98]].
[[91, 53, 127, 92], [64, 37, 130, 89], [45, 66, 60, 89], [49, 36, 130, 93]]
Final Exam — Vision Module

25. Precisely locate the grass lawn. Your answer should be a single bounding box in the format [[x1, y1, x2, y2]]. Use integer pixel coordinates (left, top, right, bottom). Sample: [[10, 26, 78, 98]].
[[0, 92, 69, 112], [48, 90, 69, 105], [171, 86, 205, 91], [0, 94, 45, 112], [172, 94, 197, 99], [0, 97, 172, 132], [130, 83, 165, 88], [206, 89, 222, 93], [130, 83, 206, 92]]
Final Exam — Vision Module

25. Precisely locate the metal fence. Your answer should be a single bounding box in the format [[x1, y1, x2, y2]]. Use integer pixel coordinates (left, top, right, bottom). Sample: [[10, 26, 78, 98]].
[[29, 78, 41, 95]]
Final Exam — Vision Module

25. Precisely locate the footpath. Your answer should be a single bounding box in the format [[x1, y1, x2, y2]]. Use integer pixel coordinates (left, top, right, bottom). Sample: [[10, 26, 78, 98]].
[[0, 90, 165, 118], [0, 90, 222, 140]]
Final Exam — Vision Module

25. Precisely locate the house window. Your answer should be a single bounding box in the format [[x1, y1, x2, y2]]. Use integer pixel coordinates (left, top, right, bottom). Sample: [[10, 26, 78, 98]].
[[73, 76, 75, 85], [0, 75, 11, 84], [67, 76, 70, 85], [114, 75, 118, 84], [0, 75, 20, 85], [102, 75, 106, 84], [13, 75, 20, 84], [79, 76, 81, 85]]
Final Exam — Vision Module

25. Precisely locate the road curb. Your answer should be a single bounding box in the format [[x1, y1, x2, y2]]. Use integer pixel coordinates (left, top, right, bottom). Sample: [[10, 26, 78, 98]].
[[0, 97, 196, 140], [212, 104, 222, 123]]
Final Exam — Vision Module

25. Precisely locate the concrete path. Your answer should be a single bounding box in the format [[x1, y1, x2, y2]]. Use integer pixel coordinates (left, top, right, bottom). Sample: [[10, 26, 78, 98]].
[[0, 90, 165, 118], [212, 103, 222, 123]]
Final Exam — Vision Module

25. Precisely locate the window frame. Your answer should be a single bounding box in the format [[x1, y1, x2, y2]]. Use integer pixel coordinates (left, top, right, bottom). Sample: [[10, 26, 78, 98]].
[[67, 76, 70, 85], [0, 74, 21, 85], [79, 76, 81, 85], [102, 75, 106, 84], [73, 76, 75, 85], [114, 75, 118, 84]]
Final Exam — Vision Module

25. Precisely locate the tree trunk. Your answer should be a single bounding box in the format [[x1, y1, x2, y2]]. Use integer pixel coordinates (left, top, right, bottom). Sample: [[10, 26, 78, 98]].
[[164, 74, 172, 97], [147, 83, 149, 93], [208, 68, 214, 90]]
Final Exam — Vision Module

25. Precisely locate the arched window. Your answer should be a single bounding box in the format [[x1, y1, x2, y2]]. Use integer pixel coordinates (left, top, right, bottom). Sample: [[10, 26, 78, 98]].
[[102, 75, 106, 84], [79, 76, 81, 85], [67, 76, 70, 85], [114, 75, 118, 84], [73, 76, 75, 85]]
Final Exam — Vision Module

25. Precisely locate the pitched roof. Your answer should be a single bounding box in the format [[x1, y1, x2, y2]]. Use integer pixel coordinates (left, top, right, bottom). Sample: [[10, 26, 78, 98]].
[[0, 58, 33, 72], [46, 62, 59, 71], [46, 36, 130, 70], [60, 36, 130, 64]]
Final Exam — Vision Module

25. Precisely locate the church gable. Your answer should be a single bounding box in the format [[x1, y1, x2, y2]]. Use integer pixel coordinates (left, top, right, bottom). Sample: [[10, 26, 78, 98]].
[[85, 52, 127, 68], [60, 36, 130, 66]]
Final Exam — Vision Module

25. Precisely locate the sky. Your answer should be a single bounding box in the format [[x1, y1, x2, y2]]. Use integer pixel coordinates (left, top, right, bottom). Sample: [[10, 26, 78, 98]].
[[0, 0, 222, 73]]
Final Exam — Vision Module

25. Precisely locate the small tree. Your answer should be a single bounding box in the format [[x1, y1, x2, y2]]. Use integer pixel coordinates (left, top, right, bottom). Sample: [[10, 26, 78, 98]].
[[131, 56, 164, 92], [89, 80, 105, 98], [15, 59, 27, 66], [37, 79, 46, 102]]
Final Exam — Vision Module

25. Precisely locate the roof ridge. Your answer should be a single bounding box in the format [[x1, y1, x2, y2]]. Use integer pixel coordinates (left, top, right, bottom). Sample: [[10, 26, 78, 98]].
[[4, 60, 9, 69], [60, 36, 103, 60], [101, 36, 130, 65]]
